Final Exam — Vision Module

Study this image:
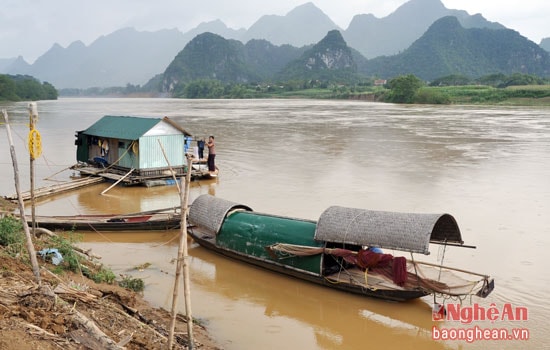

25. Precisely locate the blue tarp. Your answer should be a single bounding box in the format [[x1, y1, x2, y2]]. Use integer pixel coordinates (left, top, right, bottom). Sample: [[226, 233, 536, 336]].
[[38, 248, 63, 265]]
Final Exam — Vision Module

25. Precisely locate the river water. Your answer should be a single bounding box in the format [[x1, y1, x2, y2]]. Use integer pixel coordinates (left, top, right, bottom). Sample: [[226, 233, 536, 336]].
[[1, 98, 549, 349]]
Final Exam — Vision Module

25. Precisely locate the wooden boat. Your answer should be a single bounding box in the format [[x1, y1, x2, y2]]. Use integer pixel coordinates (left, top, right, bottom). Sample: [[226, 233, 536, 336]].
[[27, 207, 181, 231], [188, 194, 495, 302]]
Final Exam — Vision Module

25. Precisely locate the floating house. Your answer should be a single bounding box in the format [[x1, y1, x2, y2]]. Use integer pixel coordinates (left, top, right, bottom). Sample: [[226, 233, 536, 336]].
[[74, 115, 204, 185]]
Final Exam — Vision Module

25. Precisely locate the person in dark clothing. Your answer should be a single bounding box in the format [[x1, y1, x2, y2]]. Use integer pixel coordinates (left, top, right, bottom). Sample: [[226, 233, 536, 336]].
[[197, 138, 205, 159]]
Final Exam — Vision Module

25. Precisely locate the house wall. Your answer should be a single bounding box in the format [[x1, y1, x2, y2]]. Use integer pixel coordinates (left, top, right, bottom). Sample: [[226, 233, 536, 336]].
[[139, 134, 185, 169], [117, 140, 139, 169], [75, 133, 88, 162]]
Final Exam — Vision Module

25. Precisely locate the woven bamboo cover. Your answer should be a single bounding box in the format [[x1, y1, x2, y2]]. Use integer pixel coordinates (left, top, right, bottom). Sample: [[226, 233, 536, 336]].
[[188, 194, 252, 235], [315, 206, 462, 255]]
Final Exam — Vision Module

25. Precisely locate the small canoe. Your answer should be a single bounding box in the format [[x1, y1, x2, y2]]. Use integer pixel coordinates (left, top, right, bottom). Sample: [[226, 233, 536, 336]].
[[188, 194, 494, 302], [27, 207, 181, 231]]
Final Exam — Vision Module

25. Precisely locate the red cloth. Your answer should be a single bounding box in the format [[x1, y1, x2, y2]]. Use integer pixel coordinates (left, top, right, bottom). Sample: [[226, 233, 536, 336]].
[[354, 249, 407, 287], [356, 249, 393, 269], [392, 256, 408, 286], [327, 248, 408, 287], [327, 248, 358, 265]]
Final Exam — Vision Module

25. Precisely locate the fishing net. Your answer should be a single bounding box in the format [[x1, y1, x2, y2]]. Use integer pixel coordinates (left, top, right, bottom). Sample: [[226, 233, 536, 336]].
[[267, 243, 490, 298]]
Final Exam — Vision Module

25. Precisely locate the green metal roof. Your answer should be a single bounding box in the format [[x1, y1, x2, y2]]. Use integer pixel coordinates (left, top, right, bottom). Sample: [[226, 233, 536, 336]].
[[81, 116, 163, 140]]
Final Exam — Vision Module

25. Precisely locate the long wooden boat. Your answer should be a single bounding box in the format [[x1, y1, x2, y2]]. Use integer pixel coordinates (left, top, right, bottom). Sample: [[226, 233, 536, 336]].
[[188, 194, 495, 302], [27, 207, 181, 231]]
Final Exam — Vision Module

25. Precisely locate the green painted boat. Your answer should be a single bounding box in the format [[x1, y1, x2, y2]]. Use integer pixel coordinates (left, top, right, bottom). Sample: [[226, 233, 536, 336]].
[[188, 194, 494, 302]]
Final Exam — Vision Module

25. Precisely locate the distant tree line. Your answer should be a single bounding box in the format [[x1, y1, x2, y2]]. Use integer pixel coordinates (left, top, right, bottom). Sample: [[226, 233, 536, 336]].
[[169, 73, 550, 101], [428, 73, 549, 88], [54, 72, 550, 106], [384, 73, 550, 104], [0, 74, 58, 101]]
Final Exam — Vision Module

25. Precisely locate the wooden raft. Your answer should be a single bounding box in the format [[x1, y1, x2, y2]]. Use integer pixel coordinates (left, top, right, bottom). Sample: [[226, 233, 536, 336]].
[[5, 177, 105, 202]]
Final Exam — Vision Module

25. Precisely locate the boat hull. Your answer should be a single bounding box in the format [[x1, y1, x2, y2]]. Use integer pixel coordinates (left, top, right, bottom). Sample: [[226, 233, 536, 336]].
[[188, 224, 429, 302], [28, 211, 181, 231], [32, 219, 180, 231]]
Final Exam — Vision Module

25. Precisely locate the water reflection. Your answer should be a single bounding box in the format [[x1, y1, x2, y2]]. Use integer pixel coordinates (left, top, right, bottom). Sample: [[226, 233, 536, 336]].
[[80, 234, 448, 350], [187, 245, 446, 350]]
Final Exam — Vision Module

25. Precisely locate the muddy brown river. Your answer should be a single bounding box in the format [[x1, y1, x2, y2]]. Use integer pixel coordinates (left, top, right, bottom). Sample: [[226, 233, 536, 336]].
[[1, 98, 548, 349]]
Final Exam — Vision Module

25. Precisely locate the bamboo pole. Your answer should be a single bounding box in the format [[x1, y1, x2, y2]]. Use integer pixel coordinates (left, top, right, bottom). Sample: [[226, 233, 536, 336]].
[[168, 154, 194, 349], [181, 154, 194, 347], [157, 139, 181, 193], [2, 109, 41, 284], [410, 260, 490, 278], [100, 168, 134, 195], [43, 164, 74, 181], [28, 102, 38, 235]]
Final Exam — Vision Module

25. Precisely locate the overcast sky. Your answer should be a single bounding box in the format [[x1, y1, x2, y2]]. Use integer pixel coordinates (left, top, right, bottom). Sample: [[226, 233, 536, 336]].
[[1, 0, 548, 63]]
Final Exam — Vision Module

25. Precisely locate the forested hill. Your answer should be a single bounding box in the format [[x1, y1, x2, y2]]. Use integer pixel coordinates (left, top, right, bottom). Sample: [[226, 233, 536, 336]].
[[0, 74, 57, 101], [361, 16, 550, 81], [160, 33, 308, 93], [157, 16, 550, 93], [160, 30, 360, 94]]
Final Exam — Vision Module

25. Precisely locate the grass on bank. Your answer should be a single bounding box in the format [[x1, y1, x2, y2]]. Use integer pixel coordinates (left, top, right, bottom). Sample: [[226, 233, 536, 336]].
[[419, 85, 550, 106], [243, 84, 550, 105], [0, 216, 144, 292]]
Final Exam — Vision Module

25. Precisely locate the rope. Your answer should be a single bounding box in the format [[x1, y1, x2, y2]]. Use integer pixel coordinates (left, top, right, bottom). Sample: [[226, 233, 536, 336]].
[[268, 243, 324, 257]]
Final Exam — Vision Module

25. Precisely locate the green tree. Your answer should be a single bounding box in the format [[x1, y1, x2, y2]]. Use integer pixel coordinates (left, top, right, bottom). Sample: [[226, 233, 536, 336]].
[[386, 74, 424, 103], [0, 75, 18, 101], [429, 74, 472, 86], [1, 74, 58, 101], [500, 73, 544, 88], [42, 82, 58, 99], [184, 80, 224, 98], [228, 84, 247, 98]]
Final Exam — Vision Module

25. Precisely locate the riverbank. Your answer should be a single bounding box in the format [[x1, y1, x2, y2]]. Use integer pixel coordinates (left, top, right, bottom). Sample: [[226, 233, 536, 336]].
[[0, 198, 221, 350]]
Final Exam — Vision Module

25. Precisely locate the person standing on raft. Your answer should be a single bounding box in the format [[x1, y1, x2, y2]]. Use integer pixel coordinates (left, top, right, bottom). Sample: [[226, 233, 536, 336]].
[[207, 135, 216, 174]]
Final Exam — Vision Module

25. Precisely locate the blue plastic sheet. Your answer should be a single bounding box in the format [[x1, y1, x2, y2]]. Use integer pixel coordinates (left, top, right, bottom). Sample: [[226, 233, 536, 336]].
[[38, 248, 64, 265]]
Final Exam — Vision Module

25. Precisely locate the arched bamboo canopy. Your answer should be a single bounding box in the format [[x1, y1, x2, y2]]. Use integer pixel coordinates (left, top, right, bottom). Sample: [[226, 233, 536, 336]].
[[315, 206, 463, 255]]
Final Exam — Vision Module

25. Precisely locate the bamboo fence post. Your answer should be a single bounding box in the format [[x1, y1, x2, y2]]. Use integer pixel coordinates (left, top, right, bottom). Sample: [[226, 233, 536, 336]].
[[28, 102, 38, 235], [168, 154, 194, 349], [2, 109, 41, 284]]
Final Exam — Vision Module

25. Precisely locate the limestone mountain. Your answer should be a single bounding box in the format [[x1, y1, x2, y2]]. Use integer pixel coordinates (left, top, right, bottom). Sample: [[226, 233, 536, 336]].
[[276, 30, 358, 82], [361, 16, 550, 81], [162, 33, 252, 92], [242, 2, 340, 47], [541, 38, 550, 52], [8, 28, 188, 89], [244, 39, 308, 80], [343, 0, 505, 59], [0, 56, 30, 74], [2, 0, 548, 89], [161, 33, 307, 93], [182, 19, 246, 43]]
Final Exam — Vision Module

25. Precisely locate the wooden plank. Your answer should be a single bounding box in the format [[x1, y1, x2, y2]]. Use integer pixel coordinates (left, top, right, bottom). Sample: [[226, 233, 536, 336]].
[[5, 177, 105, 201]]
